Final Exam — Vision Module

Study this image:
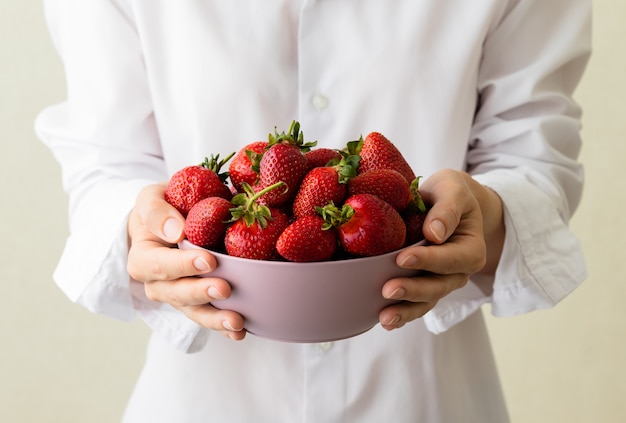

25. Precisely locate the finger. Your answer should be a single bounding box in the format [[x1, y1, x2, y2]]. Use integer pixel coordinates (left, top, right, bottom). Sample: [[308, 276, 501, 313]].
[[396, 235, 486, 276], [380, 273, 469, 329], [128, 240, 217, 282], [379, 301, 434, 330], [143, 275, 231, 307], [382, 273, 469, 304], [134, 183, 186, 244], [180, 304, 246, 340]]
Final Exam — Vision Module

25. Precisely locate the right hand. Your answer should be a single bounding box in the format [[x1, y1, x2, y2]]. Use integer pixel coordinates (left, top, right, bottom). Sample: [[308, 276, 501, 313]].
[[127, 183, 246, 340]]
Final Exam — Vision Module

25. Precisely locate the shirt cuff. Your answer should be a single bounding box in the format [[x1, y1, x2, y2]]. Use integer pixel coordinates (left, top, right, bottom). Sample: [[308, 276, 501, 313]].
[[130, 280, 210, 353], [423, 169, 587, 333], [53, 178, 152, 320], [53, 178, 210, 353]]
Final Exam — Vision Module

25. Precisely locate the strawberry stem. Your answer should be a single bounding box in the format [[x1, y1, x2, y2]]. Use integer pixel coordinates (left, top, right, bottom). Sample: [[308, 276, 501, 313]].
[[316, 202, 355, 230], [229, 181, 286, 228], [201, 152, 236, 182], [408, 177, 427, 214], [344, 135, 364, 156], [268, 120, 317, 152], [331, 152, 361, 184], [246, 149, 264, 175]]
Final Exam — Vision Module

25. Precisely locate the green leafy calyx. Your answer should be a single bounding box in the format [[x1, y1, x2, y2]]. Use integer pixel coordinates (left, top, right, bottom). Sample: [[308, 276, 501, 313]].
[[268, 120, 317, 152], [229, 181, 286, 228], [200, 152, 236, 182], [316, 201, 355, 230], [407, 176, 427, 214]]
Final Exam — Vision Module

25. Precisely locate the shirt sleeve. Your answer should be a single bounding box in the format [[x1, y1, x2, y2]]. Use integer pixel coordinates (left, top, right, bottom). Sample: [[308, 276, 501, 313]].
[[35, 0, 209, 353], [423, 0, 591, 333]]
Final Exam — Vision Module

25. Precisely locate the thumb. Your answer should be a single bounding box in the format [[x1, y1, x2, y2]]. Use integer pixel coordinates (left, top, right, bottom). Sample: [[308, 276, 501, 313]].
[[134, 183, 186, 244], [419, 188, 461, 245], [417, 170, 475, 245], [161, 216, 186, 243], [423, 216, 450, 244]]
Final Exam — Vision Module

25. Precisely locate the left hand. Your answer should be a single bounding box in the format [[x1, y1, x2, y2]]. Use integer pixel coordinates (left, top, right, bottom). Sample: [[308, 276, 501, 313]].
[[379, 169, 505, 330]]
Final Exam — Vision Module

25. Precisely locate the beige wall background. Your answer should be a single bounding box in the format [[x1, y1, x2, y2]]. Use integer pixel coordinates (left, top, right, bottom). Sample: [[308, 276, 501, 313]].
[[1, 2, 624, 422]]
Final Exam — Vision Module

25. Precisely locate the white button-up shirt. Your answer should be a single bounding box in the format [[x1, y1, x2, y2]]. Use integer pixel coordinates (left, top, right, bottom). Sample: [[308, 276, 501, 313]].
[[36, 1, 590, 422]]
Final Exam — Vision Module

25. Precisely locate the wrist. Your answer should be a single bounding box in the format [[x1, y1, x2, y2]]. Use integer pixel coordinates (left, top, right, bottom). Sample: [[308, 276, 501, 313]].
[[468, 174, 505, 275]]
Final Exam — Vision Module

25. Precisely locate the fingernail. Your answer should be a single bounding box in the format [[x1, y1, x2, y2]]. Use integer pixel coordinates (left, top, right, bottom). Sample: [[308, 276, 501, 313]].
[[430, 219, 446, 243], [386, 287, 406, 300], [194, 257, 211, 272], [163, 217, 183, 241], [385, 315, 401, 326], [222, 320, 236, 331], [208, 286, 226, 300], [399, 254, 418, 268]]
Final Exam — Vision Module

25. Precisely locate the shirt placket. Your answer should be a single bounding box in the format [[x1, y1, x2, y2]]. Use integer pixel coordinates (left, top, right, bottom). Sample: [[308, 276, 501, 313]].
[[301, 341, 346, 423], [297, 0, 337, 146]]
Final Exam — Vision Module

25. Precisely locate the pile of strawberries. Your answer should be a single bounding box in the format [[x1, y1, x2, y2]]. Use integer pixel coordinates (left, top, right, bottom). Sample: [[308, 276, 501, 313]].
[[165, 121, 427, 262]]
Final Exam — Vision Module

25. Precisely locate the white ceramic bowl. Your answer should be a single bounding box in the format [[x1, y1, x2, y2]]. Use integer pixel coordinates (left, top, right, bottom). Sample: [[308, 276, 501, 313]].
[[179, 240, 418, 343]]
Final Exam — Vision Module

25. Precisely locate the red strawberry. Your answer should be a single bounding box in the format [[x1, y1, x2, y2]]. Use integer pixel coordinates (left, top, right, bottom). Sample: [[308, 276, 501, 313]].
[[256, 143, 307, 206], [293, 152, 360, 218], [305, 148, 342, 170], [351, 132, 416, 182], [320, 193, 406, 257], [184, 197, 232, 249], [291, 152, 359, 218], [402, 177, 428, 245], [224, 182, 290, 260], [292, 167, 346, 218], [403, 213, 426, 246], [256, 121, 316, 207], [225, 209, 288, 260], [165, 154, 234, 216], [347, 168, 411, 212], [276, 215, 338, 262], [229, 141, 268, 192]]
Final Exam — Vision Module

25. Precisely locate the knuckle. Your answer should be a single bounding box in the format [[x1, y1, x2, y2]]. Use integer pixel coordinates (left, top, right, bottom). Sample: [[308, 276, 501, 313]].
[[457, 274, 470, 290], [470, 240, 488, 274], [438, 204, 462, 226], [143, 284, 161, 303], [127, 252, 145, 282], [126, 259, 140, 282], [472, 255, 487, 274], [146, 256, 171, 281], [168, 296, 186, 309]]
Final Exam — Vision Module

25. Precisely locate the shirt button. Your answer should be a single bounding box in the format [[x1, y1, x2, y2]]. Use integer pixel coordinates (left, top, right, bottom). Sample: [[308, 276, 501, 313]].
[[318, 342, 332, 351], [312, 93, 329, 110]]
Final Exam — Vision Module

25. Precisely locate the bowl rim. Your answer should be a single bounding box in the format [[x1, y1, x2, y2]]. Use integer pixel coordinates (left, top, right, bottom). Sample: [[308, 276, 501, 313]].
[[179, 239, 425, 267]]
